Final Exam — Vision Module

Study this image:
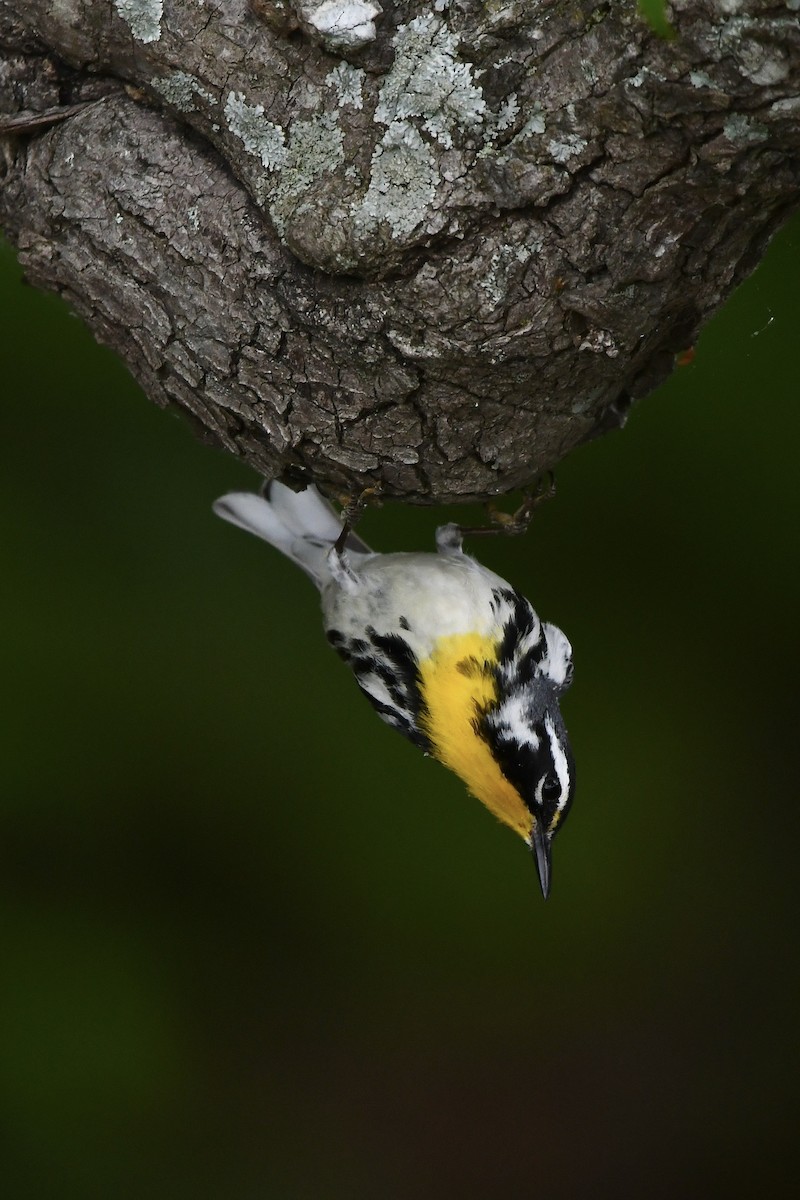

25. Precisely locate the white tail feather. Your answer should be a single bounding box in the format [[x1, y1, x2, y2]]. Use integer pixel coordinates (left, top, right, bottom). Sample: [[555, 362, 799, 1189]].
[[266, 482, 344, 542], [213, 482, 371, 588]]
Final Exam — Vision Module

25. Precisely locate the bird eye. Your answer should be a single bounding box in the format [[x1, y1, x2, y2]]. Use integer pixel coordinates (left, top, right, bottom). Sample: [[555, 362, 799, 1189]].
[[541, 775, 561, 802]]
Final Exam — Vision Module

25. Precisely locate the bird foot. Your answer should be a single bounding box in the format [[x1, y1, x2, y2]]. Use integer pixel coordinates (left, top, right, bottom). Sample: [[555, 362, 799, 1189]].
[[457, 473, 556, 539], [334, 485, 383, 555]]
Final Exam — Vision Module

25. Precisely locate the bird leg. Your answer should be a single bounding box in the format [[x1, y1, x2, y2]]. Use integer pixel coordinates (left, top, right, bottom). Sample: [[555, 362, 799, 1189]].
[[333, 485, 382, 556]]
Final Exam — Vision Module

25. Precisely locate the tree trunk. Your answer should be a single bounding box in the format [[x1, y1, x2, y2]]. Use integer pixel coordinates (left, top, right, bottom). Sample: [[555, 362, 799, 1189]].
[[1, 1, 798, 503]]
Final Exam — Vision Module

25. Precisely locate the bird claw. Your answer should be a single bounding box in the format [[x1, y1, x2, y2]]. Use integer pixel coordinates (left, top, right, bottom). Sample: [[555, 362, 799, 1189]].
[[456, 473, 556, 539]]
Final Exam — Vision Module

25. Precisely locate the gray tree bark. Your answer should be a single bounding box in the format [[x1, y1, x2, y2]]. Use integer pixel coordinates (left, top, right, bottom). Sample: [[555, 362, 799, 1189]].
[[1, 1, 798, 503]]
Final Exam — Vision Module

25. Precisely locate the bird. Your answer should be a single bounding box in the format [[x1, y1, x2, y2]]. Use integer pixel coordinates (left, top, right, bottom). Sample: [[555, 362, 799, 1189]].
[[213, 480, 575, 897]]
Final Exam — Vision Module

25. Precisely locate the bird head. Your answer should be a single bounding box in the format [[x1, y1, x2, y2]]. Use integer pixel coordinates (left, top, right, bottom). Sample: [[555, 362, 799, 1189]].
[[481, 619, 575, 898]]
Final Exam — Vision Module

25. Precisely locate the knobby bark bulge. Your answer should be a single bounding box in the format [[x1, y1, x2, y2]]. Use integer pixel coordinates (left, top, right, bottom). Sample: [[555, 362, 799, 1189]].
[[1, 2, 798, 503]]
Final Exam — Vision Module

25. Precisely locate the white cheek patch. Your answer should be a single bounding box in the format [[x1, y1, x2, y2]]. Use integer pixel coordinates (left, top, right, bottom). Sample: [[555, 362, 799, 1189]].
[[545, 714, 571, 811]]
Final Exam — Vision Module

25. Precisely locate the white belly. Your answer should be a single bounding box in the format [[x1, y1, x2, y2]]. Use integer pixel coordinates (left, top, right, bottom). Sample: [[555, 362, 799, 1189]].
[[321, 551, 511, 660]]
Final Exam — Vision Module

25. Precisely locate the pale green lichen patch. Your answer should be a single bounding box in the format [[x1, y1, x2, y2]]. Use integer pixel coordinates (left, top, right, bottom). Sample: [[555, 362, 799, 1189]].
[[518, 102, 546, 138], [224, 92, 288, 171], [350, 8, 492, 246], [375, 13, 486, 149], [478, 99, 545, 161], [626, 65, 664, 89], [547, 134, 587, 164], [151, 72, 214, 112], [720, 16, 792, 85], [270, 113, 345, 236], [481, 91, 522, 147], [357, 121, 438, 238], [327, 62, 366, 110], [722, 113, 769, 143], [478, 244, 534, 310], [114, 0, 163, 43], [495, 94, 520, 132], [339, 10, 490, 247]]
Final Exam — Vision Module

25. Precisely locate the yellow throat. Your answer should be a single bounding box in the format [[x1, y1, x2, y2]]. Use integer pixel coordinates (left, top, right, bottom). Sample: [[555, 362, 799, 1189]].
[[417, 631, 532, 840]]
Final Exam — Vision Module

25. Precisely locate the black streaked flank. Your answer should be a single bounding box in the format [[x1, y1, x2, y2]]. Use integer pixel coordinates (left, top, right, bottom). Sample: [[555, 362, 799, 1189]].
[[363, 695, 430, 750], [349, 653, 409, 710], [369, 631, 425, 713], [326, 626, 431, 753]]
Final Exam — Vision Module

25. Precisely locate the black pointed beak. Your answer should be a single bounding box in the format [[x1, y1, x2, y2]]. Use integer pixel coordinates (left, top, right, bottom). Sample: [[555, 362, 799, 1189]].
[[531, 824, 552, 899]]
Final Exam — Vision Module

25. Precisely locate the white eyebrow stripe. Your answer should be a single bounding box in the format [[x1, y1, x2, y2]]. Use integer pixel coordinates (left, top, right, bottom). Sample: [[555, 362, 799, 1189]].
[[545, 714, 571, 810]]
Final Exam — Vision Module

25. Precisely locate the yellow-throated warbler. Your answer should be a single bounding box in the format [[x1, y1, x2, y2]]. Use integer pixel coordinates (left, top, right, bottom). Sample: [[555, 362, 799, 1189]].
[[214, 481, 575, 897]]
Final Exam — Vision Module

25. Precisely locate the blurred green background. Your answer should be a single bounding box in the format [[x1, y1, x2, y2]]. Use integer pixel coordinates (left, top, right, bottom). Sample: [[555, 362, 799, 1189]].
[[1, 212, 798, 1200]]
